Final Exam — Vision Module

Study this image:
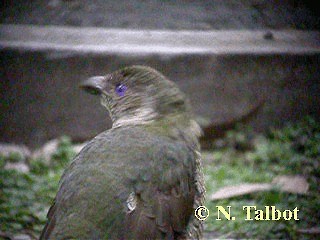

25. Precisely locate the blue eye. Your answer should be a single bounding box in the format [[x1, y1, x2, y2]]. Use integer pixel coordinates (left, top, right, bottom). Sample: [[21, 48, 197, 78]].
[[115, 84, 127, 97]]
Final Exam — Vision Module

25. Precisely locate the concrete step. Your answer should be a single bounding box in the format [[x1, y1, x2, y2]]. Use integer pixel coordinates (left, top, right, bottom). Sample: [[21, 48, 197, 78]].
[[1, 24, 319, 55], [0, 24, 319, 147]]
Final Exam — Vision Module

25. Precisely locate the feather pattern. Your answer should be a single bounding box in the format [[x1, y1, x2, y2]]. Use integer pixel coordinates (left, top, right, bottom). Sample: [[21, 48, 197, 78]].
[[40, 126, 202, 239]]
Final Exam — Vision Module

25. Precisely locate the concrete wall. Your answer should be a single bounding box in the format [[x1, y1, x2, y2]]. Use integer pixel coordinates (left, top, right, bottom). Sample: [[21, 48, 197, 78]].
[[1, 27, 319, 147]]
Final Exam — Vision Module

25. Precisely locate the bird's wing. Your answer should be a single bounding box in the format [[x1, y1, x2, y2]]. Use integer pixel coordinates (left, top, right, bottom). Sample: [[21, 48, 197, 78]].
[[123, 141, 198, 239], [186, 149, 205, 239]]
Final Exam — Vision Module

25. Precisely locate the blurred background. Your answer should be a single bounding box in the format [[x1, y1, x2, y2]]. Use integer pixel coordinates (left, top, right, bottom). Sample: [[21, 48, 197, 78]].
[[0, 1, 319, 239]]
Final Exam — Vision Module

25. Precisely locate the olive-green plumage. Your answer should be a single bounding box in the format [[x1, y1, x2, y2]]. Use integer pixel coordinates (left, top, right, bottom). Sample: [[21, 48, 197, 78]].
[[40, 66, 205, 239]]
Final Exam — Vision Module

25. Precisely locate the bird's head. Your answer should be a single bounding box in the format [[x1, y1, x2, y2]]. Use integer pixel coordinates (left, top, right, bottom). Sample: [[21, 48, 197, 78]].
[[80, 65, 193, 128]]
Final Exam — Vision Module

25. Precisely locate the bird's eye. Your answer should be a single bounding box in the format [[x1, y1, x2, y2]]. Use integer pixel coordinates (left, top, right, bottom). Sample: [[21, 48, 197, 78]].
[[115, 83, 127, 97]]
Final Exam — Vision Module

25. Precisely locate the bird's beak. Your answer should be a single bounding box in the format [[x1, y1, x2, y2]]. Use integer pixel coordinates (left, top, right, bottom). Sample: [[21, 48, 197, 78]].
[[80, 76, 106, 95]]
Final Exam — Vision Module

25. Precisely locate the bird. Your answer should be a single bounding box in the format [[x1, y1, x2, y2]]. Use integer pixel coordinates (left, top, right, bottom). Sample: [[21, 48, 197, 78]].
[[40, 65, 205, 239]]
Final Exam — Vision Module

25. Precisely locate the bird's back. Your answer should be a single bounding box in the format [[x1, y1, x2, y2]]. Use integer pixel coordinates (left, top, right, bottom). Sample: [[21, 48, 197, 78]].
[[40, 125, 198, 239]]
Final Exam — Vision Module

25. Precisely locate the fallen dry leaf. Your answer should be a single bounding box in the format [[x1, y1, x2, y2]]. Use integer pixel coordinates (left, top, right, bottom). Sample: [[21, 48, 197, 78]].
[[272, 175, 309, 194], [210, 183, 272, 200], [210, 175, 309, 200]]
